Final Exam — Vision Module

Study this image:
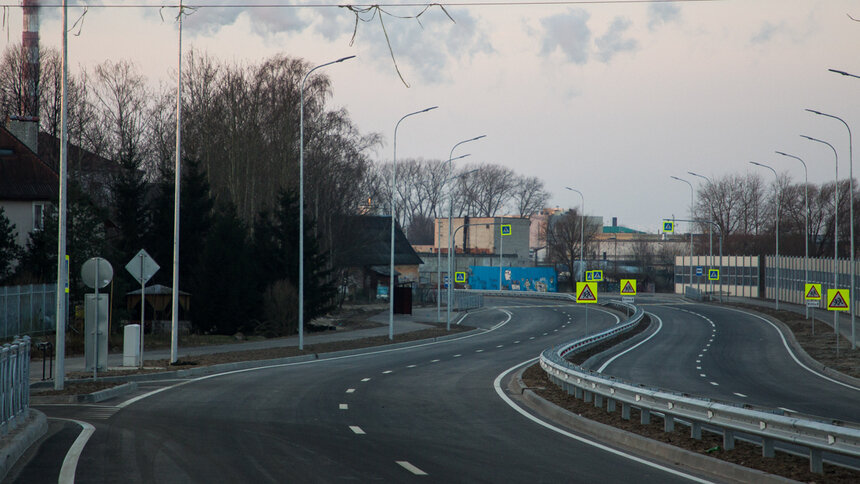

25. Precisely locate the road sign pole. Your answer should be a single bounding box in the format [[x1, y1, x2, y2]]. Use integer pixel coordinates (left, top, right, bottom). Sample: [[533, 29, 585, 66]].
[[586, 305, 589, 337], [499, 223, 503, 291], [139, 254, 145, 368], [94, 263, 99, 380]]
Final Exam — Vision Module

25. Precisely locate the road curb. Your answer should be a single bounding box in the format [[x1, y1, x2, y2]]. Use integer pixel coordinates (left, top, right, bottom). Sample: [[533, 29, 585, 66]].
[[0, 409, 47, 482], [509, 366, 799, 484]]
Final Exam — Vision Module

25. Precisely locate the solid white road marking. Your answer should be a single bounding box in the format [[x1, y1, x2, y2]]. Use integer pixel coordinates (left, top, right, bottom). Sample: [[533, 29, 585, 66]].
[[779, 407, 798, 414], [346, 388, 355, 393], [396, 461, 428, 476], [339, 404, 348, 410], [58, 419, 95, 484], [733, 393, 747, 398], [350, 426, 366, 435], [494, 360, 712, 484], [597, 313, 664, 373]]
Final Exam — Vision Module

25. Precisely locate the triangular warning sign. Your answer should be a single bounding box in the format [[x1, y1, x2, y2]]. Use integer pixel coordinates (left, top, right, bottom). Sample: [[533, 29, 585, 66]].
[[806, 286, 820, 299], [621, 281, 635, 294], [829, 292, 848, 309], [578, 284, 596, 301]]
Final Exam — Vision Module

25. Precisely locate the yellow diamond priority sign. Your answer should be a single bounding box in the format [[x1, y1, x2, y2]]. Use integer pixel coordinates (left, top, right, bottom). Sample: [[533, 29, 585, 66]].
[[620, 279, 636, 296], [804, 284, 822, 301], [827, 289, 850, 312], [576, 282, 598, 304]]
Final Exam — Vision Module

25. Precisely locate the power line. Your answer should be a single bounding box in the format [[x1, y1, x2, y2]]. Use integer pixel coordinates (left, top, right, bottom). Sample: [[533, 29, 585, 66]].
[[0, 1, 723, 9]]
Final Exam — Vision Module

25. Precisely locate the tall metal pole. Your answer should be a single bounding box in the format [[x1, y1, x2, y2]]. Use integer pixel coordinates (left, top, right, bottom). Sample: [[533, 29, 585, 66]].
[[807, 109, 855, 349], [499, 218, 503, 291], [391, 107, 438, 340], [775, 151, 809, 318], [298, 55, 354, 350], [54, 0, 68, 390], [689, 172, 714, 298], [446, 135, 485, 329], [802, 135, 839, 346], [671, 176, 694, 293], [750, 162, 780, 310], [565, 187, 585, 284], [436, 156, 472, 322], [170, 4, 183, 364]]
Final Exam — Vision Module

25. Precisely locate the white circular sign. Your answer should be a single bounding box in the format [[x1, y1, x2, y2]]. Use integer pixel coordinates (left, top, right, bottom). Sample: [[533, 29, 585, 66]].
[[81, 257, 114, 289]]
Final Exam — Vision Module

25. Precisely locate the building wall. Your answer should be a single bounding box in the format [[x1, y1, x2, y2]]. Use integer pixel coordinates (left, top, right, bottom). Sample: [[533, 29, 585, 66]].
[[434, 216, 530, 264], [1, 200, 42, 248]]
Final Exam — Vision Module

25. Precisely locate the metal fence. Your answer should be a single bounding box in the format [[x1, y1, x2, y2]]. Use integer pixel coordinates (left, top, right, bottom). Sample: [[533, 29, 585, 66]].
[[0, 284, 56, 338], [1, 336, 31, 435]]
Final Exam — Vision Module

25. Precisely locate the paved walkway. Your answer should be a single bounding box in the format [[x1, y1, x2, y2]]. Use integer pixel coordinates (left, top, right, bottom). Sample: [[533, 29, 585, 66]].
[[30, 306, 448, 383]]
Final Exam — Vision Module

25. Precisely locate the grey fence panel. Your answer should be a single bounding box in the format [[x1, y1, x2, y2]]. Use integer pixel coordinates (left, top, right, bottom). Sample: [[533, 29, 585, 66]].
[[0, 284, 56, 338]]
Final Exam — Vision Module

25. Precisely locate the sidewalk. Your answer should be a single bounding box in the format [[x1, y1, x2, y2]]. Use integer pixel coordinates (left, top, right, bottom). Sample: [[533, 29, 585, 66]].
[[30, 306, 447, 384]]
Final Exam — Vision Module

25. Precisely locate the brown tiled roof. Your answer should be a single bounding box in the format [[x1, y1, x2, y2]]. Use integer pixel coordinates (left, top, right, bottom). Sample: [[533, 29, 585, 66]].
[[0, 126, 58, 201]]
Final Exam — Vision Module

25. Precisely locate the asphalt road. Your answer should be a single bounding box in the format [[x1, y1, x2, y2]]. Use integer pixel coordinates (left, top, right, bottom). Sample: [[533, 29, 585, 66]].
[[587, 300, 860, 422], [19, 298, 712, 483]]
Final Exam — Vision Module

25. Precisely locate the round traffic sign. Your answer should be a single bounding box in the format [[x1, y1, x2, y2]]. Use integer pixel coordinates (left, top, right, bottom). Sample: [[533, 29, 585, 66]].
[[81, 257, 114, 289]]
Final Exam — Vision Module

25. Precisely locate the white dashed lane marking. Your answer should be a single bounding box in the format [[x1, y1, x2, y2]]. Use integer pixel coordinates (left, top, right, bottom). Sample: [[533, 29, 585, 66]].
[[350, 426, 366, 435], [709, 381, 719, 386], [361, 378, 371, 382], [382, 370, 393, 374], [733, 393, 747, 398], [476, 349, 484, 353], [431, 359, 440, 363], [339, 404, 348, 410], [453, 354, 462, 358], [407, 364, 416, 368], [346, 388, 355, 393], [397, 461, 428, 476]]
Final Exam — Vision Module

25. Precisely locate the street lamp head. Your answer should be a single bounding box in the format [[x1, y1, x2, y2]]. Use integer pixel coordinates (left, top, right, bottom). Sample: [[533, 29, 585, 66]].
[[470, 135, 487, 142], [421, 106, 439, 113], [805, 108, 824, 116], [799, 134, 816, 142], [774, 151, 789, 157], [335, 55, 357, 63], [669, 175, 683, 181]]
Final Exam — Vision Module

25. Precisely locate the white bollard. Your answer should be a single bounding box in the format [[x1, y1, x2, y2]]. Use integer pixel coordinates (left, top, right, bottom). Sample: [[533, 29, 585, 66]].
[[123, 324, 141, 367]]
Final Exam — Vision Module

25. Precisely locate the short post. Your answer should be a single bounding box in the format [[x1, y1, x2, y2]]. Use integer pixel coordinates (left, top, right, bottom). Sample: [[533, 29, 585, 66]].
[[640, 408, 651, 425], [809, 448, 823, 474], [723, 429, 735, 450], [663, 414, 675, 432], [691, 421, 702, 440], [762, 437, 775, 458], [574, 387, 583, 399], [594, 394, 603, 408], [606, 399, 616, 413], [583, 390, 593, 403], [621, 403, 631, 420]]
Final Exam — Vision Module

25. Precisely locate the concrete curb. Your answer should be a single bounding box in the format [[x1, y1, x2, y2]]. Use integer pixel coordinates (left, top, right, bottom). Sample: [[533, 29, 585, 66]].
[[713, 303, 860, 389], [508, 366, 800, 484], [0, 409, 47, 482], [32, 382, 140, 405]]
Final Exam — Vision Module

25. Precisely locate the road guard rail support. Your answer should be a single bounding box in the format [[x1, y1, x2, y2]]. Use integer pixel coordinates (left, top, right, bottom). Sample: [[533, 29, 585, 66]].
[[0, 336, 31, 435]]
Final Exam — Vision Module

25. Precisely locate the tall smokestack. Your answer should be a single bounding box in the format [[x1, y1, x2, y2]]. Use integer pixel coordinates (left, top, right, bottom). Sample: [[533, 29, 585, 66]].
[[22, 0, 40, 119]]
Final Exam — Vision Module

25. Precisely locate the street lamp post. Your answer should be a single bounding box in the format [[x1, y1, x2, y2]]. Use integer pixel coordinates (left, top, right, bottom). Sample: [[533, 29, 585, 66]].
[[670, 176, 694, 293], [436, 163, 474, 323], [807, 108, 855, 349], [775, 151, 809, 318], [446, 135, 486, 329], [688, 172, 714, 298], [564, 187, 585, 284], [801, 134, 840, 350], [391, 106, 438, 340], [298, 55, 355, 350], [750, 162, 780, 310]]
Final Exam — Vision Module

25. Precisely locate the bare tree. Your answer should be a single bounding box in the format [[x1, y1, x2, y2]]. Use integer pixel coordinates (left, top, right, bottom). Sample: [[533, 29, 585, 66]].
[[510, 175, 550, 217], [545, 208, 600, 287]]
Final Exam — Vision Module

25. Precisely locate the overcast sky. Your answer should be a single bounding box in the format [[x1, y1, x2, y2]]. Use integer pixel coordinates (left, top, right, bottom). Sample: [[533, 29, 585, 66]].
[[7, 0, 860, 231]]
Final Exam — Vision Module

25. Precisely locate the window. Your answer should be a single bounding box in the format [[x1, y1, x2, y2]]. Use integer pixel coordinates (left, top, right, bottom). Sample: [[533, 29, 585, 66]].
[[33, 203, 44, 231]]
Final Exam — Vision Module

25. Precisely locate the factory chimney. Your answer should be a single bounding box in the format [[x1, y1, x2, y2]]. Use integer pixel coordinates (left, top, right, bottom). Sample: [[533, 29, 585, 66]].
[[7, 0, 40, 153]]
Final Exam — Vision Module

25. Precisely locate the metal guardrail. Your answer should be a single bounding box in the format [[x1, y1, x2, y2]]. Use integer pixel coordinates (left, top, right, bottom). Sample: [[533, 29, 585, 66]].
[[0, 336, 31, 436], [538, 305, 860, 474]]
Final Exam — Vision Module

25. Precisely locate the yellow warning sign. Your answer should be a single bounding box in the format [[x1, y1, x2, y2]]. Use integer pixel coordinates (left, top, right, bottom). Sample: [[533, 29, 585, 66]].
[[620, 279, 636, 296], [827, 289, 850, 312], [576, 282, 598, 304], [804, 284, 822, 301]]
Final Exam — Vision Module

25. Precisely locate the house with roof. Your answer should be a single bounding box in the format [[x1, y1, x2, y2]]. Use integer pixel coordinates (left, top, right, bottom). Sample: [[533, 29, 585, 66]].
[[332, 215, 423, 301], [0, 121, 58, 249]]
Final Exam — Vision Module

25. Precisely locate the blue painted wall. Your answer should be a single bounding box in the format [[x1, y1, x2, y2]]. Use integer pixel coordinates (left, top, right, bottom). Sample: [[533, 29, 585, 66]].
[[468, 266, 557, 292]]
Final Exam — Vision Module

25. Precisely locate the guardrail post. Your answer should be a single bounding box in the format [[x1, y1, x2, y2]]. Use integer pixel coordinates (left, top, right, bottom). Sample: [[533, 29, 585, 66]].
[[691, 421, 702, 440], [640, 408, 651, 425], [762, 437, 775, 458], [621, 403, 631, 420], [593, 394, 603, 408], [663, 414, 675, 432], [574, 387, 583, 399], [809, 448, 823, 474], [606, 398, 616, 413], [723, 429, 735, 450], [583, 390, 592, 403]]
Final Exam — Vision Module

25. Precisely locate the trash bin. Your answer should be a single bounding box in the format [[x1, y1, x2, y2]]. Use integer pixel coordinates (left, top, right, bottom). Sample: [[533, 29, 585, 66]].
[[124, 324, 140, 367]]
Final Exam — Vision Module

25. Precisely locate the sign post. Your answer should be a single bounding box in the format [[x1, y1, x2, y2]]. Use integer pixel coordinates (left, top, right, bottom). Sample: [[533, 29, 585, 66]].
[[827, 288, 850, 358], [577, 281, 598, 336], [81, 257, 113, 378], [499, 224, 511, 291], [126, 249, 160, 367], [805, 283, 822, 335]]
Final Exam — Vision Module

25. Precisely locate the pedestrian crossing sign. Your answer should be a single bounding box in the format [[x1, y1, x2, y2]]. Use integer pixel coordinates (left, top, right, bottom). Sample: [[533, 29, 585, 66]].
[[662, 220, 674, 233], [827, 289, 850, 312], [454, 272, 467, 284], [620, 279, 636, 296], [576, 282, 598, 304], [708, 269, 719, 281], [804, 283, 822, 301], [586, 270, 603, 282], [501, 224, 512, 236]]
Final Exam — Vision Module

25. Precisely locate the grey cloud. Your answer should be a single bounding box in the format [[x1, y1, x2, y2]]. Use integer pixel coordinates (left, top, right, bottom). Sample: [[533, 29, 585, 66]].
[[751, 22, 783, 44], [647, 3, 681, 31], [540, 9, 591, 65], [184, 6, 311, 38], [595, 17, 637, 63]]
